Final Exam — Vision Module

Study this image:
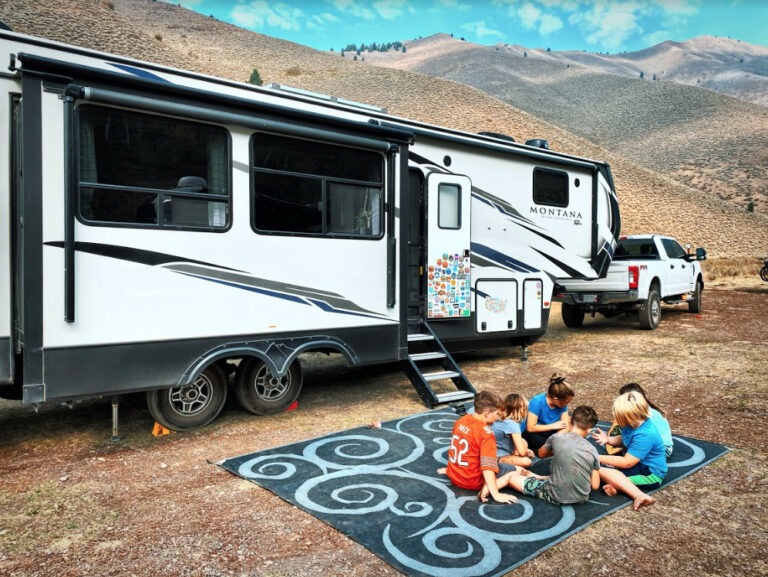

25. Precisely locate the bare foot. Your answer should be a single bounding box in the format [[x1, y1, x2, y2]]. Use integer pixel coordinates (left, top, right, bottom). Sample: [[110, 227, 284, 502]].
[[436, 467, 446, 476], [633, 494, 655, 510], [603, 485, 618, 497]]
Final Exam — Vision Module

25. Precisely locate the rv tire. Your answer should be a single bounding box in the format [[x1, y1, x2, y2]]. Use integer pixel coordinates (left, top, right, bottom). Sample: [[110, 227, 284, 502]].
[[147, 364, 228, 432], [235, 357, 303, 415], [561, 303, 585, 328]]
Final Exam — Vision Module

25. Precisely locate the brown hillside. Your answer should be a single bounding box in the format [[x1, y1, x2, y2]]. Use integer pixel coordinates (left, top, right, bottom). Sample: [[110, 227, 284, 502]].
[[365, 34, 768, 215], [1, 0, 766, 257]]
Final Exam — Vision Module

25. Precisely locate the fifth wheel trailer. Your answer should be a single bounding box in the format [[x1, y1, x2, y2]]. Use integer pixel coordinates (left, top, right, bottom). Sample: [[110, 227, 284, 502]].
[[0, 30, 620, 430]]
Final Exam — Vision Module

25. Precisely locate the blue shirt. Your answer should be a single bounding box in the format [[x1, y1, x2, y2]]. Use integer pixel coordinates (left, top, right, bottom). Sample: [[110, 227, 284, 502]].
[[527, 393, 568, 427], [621, 418, 668, 479], [649, 408, 673, 457], [492, 419, 523, 456]]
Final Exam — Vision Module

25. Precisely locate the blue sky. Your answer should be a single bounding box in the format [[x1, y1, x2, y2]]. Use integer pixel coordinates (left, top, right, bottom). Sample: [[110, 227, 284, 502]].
[[173, 1, 768, 53]]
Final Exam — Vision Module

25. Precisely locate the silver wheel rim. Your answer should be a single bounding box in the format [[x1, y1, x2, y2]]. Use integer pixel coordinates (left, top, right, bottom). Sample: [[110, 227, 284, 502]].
[[651, 298, 660, 322], [252, 363, 291, 402], [168, 373, 213, 416]]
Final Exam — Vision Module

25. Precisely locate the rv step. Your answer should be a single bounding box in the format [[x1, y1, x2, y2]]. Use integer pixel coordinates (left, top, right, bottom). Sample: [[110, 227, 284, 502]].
[[436, 391, 475, 403], [407, 333, 434, 342], [423, 370, 460, 381], [408, 352, 446, 361]]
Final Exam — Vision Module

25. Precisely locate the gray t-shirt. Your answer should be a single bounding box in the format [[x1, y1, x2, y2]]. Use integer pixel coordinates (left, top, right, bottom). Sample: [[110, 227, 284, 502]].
[[543, 432, 600, 504]]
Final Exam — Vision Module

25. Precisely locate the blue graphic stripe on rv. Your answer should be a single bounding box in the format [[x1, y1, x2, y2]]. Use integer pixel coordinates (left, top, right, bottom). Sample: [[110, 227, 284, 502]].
[[107, 62, 170, 82], [471, 243, 539, 273]]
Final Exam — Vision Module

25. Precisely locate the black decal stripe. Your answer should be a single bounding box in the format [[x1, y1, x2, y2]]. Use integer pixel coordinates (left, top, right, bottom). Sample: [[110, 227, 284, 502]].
[[45, 241, 246, 272], [530, 247, 587, 279]]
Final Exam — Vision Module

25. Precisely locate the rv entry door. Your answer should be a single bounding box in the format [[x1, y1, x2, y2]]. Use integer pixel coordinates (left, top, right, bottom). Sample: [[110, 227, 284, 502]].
[[426, 174, 471, 319]]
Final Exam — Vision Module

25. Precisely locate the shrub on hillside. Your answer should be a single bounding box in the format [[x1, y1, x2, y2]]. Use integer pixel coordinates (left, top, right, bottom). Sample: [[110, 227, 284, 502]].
[[248, 68, 263, 86]]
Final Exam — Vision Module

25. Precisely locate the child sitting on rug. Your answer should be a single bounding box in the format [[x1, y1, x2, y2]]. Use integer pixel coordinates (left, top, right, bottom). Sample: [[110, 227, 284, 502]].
[[595, 392, 667, 510], [523, 374, 575, 457], [444, 390, 518, 504], [592, 383, 673, 458], [505, 406, 601, 505], [493, 393, 536, 468]]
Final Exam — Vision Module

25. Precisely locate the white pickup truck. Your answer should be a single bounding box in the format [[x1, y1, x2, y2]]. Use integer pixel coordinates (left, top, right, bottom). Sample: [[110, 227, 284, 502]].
[[555, 235, 706, 330]]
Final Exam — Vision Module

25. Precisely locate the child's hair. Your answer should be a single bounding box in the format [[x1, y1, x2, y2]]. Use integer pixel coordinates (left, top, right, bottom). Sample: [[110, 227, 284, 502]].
[[571, 405, 598, 430], [547, 374, 575, 401], [619, 382, 665, 417], [612, 392, 650, 428], [503, 393, 527, 423], [474, 390, 503, 414]]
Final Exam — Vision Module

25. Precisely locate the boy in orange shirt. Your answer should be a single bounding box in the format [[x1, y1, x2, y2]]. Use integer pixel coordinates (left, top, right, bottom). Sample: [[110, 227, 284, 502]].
[[446, 391, 518, 504]]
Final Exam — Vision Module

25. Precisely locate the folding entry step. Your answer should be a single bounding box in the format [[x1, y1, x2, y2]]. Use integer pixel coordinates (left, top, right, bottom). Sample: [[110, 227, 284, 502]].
[[402, 319, 476, 408]]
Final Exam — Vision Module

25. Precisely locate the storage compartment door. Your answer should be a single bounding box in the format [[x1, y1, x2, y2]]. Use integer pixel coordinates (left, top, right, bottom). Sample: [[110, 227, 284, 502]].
[[523, 279, 543, 330], [476, 280, 517, 333], [426, 173, 471, 319]]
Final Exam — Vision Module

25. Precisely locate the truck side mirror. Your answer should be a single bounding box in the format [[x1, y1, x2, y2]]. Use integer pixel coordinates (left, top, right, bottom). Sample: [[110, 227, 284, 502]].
[[695, 247, 707, 261]]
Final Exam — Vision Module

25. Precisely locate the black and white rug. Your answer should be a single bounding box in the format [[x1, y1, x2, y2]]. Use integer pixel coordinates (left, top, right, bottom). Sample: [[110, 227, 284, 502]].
[[219, 409, 728, 577]]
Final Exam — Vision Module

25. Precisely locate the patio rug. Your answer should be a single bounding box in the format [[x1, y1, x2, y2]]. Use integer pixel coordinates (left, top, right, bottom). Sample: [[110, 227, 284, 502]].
[[219, 408, 728, 577]]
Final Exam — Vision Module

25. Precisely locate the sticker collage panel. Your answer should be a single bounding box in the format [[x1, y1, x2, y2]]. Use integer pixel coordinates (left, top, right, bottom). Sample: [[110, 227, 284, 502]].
[[427, 252, 471, 319]]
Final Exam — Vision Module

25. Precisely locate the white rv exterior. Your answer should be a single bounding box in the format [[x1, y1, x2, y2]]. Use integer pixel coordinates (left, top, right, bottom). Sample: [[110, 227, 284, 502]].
[[0, 31, 620, 429]]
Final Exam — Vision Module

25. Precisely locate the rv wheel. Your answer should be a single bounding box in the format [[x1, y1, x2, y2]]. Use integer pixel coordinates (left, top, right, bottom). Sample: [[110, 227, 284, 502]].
[[147, 364, 228, 432], [235, 357, 303, 415], [561, 303, 585, 328]]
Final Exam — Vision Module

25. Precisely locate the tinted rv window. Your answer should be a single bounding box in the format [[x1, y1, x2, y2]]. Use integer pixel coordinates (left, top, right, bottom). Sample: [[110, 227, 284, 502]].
[[77, 105, 230, 229], [533, 167, 569, 208], [251, 134, 384, 238]]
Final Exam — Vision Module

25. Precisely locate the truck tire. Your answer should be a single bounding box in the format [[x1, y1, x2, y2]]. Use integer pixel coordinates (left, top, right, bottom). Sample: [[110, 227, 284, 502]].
[[147, 364, 228, 432], [688, 279, 703, 313], [638, 286, 661, 330], [235, 357, 303, 415], [561, 303, 585, 328]]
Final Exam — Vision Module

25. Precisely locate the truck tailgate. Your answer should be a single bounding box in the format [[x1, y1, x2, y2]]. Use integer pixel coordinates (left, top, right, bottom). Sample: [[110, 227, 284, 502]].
[[558, 262, 629, 292]]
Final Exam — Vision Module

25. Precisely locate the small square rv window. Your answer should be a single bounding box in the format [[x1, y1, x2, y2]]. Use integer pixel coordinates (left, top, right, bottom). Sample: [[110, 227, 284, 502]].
[[533, 167, 569, 208], [438, 183, 461, 229]]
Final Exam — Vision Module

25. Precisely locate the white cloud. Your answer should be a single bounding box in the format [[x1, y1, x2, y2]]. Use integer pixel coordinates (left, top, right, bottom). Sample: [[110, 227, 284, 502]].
[[462, 20, 504, 38], [516, 2, 563, 35], [230, 1, 305, 31], [652, 0, 699, 16], [306, 12, 340, 29], [374, 0, 406, 20], [329, 0, 376, 19], [435, 0, 472, 8], [574, 1, 648, 50], [539, 13, 564, 34], [518, 2, 542, 29]]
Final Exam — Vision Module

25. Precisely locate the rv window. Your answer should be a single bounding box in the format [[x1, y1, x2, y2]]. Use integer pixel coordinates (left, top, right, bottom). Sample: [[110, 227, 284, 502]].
[[77, 105, 230, 230], [438, 183, 461, 229], [251, 133, 384, 238], [533, 167, 569, 208]]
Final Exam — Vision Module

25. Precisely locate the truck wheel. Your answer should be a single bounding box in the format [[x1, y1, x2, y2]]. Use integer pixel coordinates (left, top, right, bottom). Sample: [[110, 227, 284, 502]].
[[638, 287, 661, 330], [760, 266, 768, 282], [688, 280, 703, 313], [147, 364, 228, 432], [561, 303, 585, 328], [235, 357, 303, 415]]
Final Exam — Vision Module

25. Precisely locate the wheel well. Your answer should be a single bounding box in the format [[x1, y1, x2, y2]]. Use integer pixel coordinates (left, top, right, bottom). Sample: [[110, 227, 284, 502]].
[[649, 278, 661, 292], [179, 339, 358, 386]]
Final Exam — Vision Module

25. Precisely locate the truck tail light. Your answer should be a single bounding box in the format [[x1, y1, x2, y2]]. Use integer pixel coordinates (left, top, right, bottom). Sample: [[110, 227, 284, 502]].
[[628, 266, 639, 289]]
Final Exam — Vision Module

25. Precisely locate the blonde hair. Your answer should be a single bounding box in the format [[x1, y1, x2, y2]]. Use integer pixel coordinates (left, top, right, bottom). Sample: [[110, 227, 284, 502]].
[[547, 374, 575, 401], [503, 393, 528, 423], [613, 392, 650, 428]]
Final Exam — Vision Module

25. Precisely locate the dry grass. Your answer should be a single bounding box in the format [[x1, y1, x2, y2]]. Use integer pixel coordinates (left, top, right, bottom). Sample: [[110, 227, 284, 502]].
[[704, 256, 764, 281]]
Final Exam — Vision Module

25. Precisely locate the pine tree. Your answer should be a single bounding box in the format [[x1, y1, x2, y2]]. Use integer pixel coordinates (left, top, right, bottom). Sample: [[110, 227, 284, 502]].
[[248, 68, 263, 86]]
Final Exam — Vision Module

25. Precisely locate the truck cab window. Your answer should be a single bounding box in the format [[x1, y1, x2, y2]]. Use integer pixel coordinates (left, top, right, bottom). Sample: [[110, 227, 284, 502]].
[[77, 105, 230, 229]]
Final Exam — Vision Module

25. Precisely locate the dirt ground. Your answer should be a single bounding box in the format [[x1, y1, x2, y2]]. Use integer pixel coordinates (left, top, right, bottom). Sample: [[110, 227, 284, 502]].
[[1, 280, 766, 577]]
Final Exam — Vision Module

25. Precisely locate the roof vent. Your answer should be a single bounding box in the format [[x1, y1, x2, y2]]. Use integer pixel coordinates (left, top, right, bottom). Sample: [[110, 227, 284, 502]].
[[526, 138, 549, 149], [478, 131, 515, 143]]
